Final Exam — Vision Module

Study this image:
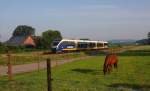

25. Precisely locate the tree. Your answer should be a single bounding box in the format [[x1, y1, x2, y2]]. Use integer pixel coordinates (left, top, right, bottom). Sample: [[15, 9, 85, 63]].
[[148, 32, 150, 39], [33, 36, 45, 49], [148, 32, 150, 44], [0, 34, 1, 45], [13, 25, 35, 36], [42, 29, 62, 48], [0, 42, 2, 46]]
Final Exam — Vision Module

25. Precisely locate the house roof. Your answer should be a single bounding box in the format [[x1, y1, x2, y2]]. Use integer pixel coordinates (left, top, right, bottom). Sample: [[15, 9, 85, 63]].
[[6, 36, 31, 46]]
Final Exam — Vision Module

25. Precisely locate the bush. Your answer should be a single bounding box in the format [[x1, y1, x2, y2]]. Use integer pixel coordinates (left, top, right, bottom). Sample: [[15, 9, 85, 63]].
[[118, 50, 150, 56], [5, 46, 26, 53], [0, 45, 7, 53], [0, 45, 49, 54]]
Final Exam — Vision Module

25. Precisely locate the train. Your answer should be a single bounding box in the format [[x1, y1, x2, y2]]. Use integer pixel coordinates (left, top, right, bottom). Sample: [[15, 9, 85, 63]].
[[51, 39, 108, 53]]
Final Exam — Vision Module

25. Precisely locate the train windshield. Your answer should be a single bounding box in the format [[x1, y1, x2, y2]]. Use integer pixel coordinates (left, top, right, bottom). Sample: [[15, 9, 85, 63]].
[[52, 40, 61, 46], [104, 43, 108, 47], [53, 42, 59, 46]]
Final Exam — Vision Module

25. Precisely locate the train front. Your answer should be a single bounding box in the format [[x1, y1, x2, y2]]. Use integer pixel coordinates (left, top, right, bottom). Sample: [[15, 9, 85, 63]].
[[51, 39, 61, 53]]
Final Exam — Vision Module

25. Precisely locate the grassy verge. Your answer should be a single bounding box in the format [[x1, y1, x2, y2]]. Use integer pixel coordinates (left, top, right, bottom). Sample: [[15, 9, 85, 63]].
[[0, 52, 86, 65], [0, 55, 150, 91], [128, 45, 150, 51], [118, 50, 150, 56]]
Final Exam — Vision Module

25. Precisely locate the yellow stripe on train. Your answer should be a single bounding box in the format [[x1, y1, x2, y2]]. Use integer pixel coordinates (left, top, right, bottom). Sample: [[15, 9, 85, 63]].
[[63, 48, 77, 51]]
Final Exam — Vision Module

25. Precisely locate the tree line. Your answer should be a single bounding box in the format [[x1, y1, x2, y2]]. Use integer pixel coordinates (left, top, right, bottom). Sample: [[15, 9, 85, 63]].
[[0, 25, 150, 53]]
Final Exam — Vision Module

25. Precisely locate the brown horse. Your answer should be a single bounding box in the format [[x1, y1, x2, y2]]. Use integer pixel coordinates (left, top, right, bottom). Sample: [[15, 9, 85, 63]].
[[103, 53, 118, 75]]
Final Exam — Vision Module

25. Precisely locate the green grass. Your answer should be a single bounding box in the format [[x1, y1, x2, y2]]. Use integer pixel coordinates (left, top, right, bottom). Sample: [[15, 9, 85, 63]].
[[0, 55, 150, 91]]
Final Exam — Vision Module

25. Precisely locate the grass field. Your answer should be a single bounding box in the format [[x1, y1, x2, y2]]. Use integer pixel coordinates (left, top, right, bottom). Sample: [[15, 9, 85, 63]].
[[128, 45, 150, 51], [0, 55, 150, 91], [1, 45, 149, 65]]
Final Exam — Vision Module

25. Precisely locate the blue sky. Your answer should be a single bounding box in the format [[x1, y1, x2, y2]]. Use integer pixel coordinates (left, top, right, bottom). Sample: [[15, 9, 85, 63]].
[[0, 0, 150, 41]]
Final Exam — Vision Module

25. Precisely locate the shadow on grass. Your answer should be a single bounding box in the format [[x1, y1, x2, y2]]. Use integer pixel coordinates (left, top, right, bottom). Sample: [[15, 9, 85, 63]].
[[108, 83, 150, 90], [71, 68, 102, 75]]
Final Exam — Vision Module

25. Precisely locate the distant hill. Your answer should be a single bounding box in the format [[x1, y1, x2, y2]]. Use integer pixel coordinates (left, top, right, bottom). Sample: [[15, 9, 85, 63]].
[[108, 39, 136, 44], [136, 39, 149, 45]]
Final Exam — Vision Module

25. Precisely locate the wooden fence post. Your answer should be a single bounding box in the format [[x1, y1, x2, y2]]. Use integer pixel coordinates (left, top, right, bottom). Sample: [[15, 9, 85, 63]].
[[55, 60, 58, 67], [47, 58, 52, 91], [6, 50, 12, 81], [0, 65, 1, 77], [37, 53, 40, 72]]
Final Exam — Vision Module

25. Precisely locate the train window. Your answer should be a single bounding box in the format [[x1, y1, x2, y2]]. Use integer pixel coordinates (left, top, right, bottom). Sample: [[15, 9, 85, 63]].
[[89, 43, 96, 48], [104, 43, 108, 47], [60, 41, 76, 48], [104, 43, 108, 46], [77, 44, 82, 48], [97, 43, 103, 47], [77, 42, 88, 48]]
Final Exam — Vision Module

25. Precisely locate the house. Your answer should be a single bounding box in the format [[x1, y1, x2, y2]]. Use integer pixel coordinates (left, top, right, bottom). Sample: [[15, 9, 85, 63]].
[[6, 35, 36, 47]]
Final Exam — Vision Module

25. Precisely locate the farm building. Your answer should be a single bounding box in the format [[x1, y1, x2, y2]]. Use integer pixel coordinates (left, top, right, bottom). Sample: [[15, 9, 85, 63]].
[[5, 35, 36, 47]]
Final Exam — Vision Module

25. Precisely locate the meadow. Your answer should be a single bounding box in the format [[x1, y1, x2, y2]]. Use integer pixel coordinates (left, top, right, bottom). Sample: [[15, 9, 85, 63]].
[[0, 55, 150, 91]]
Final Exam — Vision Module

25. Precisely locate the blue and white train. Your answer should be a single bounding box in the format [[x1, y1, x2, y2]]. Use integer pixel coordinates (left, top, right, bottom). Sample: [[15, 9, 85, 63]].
[[51, 39, 108, 52]]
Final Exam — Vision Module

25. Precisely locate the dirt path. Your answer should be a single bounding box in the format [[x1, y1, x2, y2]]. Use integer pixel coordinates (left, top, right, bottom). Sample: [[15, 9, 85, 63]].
[[0, 56, 91, 76]]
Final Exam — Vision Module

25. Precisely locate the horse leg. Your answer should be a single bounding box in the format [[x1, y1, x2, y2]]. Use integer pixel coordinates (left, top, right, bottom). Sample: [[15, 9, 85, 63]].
[[114, 62, 118, 69], [110, 65, 112, 72], [104, 69, 106, 75], [114, 62, 118, 72], [104, 65, 109, 75], [108, 65, 112, 74], [103, 65, 107, 75]]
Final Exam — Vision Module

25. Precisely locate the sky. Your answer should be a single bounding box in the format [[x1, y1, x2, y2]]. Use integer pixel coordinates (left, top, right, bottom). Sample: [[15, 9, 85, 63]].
[[0, 0, 150, 42]]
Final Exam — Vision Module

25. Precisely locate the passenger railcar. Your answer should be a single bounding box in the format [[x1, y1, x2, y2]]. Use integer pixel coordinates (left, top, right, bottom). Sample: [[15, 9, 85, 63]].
[[51, 39, 108, 52]]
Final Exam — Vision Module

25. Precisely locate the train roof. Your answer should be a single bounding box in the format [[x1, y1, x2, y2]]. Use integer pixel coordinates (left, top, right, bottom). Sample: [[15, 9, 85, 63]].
[[61, 39, 108, 43]]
